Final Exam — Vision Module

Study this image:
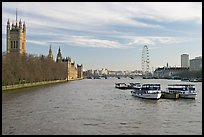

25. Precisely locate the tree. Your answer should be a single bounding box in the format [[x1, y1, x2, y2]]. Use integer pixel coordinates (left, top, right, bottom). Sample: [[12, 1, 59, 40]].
[[2, 53, 67, 85]]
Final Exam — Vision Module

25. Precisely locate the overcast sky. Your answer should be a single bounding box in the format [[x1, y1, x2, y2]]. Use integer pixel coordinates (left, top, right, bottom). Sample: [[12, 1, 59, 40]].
[[2, 2, 202, 71]]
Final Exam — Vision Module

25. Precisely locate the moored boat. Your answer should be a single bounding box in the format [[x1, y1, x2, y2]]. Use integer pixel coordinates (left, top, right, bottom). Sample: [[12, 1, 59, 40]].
[[115, 82, 140, 90], [129, 83, 141, 89], [167, 84, 197, 99], [115, 83, 128, 89], [131, 84, 162, 100]]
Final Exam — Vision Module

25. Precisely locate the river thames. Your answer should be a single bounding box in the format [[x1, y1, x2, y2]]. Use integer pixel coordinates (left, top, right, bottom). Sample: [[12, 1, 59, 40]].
[[2, 77, 202, 135]]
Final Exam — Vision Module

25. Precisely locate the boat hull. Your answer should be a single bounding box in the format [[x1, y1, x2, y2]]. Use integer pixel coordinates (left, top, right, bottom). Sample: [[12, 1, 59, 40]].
[[161, 92, 180, 99], [179, 94, 197, 99], [115, 87, 130, 90], [131, 91, 162, 100]]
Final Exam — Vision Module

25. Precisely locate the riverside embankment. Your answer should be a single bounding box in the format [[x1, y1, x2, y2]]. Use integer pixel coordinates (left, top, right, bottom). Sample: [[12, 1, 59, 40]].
[[2, 78, 83, 92]]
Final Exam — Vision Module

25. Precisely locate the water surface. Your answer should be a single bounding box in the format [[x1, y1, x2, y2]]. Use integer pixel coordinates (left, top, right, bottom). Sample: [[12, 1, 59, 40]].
[[2, 77, 202, 135]]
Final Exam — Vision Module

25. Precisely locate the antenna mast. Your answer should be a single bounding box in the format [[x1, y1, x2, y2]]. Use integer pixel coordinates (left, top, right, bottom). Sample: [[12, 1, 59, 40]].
[[16, 8, 17, 23]]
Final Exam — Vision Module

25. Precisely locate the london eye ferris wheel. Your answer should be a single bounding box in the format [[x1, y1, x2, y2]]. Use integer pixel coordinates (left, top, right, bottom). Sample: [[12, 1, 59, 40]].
[[141, 45, 150, 75]]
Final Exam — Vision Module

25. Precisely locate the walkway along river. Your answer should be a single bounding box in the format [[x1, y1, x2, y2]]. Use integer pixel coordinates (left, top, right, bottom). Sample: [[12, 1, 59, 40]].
[[2, 77, 202, 135]]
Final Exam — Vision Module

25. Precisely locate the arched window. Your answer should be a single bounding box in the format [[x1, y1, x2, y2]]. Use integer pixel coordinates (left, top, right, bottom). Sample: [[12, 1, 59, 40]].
[[16, 41, 18, 48], [11, 41, 13, 48]]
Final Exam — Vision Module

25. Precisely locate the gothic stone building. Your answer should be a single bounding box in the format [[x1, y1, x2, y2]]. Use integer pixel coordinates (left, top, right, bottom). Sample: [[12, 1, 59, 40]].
[[49, 46, 83, 80], [6, 16, 26, 54]]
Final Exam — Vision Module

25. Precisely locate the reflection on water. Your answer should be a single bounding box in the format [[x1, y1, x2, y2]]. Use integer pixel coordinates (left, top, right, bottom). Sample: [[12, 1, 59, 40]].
[[2, 77, 202, 135]]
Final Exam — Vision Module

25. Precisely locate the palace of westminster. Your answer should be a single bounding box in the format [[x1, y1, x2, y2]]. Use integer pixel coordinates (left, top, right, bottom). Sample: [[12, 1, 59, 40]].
[[5, 11, 83, 80]]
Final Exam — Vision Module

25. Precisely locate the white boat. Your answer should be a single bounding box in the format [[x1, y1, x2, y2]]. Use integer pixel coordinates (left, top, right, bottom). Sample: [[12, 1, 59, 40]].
[[115, 82, 141, 90], [167, 84, 197, 99], [131, 84, 162, 100], [115, 83, 128, 89]]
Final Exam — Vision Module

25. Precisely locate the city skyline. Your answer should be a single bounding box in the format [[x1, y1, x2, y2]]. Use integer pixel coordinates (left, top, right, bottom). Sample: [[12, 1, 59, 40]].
[[2, 2, 202, 71]]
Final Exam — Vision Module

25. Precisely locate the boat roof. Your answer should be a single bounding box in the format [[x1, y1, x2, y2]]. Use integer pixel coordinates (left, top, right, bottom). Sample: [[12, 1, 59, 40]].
[[142, 84, 160, 86], [115, 83, 126, 85], [130, 82, 140, 84], [168, 84, 195, 86]]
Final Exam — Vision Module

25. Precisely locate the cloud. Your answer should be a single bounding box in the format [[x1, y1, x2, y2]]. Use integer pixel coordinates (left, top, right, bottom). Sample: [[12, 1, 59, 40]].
[[122, 2, 202, 24], [3, 2, 201, 32], [36, 35, 184, 49], [61, 36, 126, 49], [27, 40, 47, 46], [2, 2, 201, 50], [128, 36, 183, 46]]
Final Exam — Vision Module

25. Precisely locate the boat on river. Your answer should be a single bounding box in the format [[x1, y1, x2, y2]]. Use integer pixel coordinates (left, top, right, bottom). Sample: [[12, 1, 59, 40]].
[[115, 83, 140, 90], [115, 83, 128, 89], [167, 84, 197, 99], [161, 85, 180, 99], [131, 84, 162, 100], [129, 83, 141, 89]]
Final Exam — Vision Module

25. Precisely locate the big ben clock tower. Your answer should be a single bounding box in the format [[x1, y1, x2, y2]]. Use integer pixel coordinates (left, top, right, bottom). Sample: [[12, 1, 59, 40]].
[[56, 47, 62, 63]]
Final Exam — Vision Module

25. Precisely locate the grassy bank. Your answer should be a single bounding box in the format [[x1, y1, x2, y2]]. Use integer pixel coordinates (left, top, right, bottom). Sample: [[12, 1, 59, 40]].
[[2, 80, 68, 93]]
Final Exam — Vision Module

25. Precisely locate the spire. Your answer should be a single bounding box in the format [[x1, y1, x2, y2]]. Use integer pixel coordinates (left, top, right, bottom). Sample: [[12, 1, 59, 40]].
[[7, 18, 10, 24], [16, 8, 18, 23], [7, 19, 10, 30], [23, 21, 26, 32], [15, 8, 18, 27], [58, 46, 62, 56], [56, 46, 62, 63], [49, 44, 52, 53], [19, 18, 22, 29], [48, 44, 53, 60], [12, 23, 14, 29]]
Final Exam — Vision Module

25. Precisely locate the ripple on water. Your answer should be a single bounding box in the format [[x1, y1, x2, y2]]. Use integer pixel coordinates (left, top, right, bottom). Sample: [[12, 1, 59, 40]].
[[2, 78, 202, 135]]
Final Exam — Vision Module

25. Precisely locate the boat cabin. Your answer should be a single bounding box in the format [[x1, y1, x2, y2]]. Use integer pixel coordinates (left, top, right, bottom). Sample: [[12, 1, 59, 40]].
[[141, 84, 161, 90], [115, 83, 127, 88], [167, 84, 195, 91]]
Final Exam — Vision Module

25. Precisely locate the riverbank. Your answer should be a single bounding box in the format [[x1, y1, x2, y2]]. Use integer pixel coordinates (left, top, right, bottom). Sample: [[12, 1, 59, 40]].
[[2, 80, 68, 92], [2, 78, 84, 93]]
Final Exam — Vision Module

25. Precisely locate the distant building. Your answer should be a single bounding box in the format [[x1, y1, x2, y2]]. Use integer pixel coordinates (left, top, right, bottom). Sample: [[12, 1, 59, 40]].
[[62, 57, 83, 80], [62, 57, 76, 80], [108, 70, 116, 76], [48, 44, 54, 60], [93, 70, 100, 76], [56, 47, 62, 63], [115, 71, 124, 76], [84, 69, 94, 77], [153, 67, 189, 79], [77, 64, 83, 78], [6, 10, 26, 54], [130, 70, 143, 75], [181, 54, 189, 68], [48, 46, 83, 80], [101, 68, 108, 75], [190, 56, 202, 71]]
